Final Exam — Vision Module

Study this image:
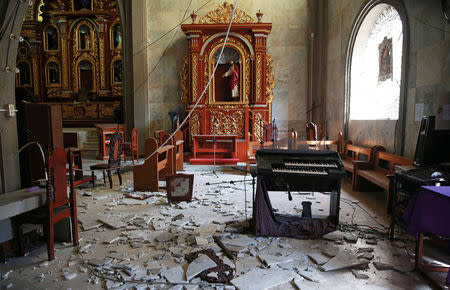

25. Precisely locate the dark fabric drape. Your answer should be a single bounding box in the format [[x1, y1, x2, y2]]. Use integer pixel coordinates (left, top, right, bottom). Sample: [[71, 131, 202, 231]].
[[254, 176, 335, 239]]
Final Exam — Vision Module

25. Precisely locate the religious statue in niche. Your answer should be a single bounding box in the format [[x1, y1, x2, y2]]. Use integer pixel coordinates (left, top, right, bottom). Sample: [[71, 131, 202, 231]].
[[112, 24, 122, 49], [48, 62, 59, 84], [214, 47, 240, 102], [79, 25, 91, 50], [378, 36, 393, 82]]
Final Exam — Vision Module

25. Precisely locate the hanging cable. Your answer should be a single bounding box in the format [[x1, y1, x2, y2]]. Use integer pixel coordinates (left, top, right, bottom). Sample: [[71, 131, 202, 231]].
[[0, 1, 20, 41], [4, 1, 21, 69], [133, 0, 213, 56], [133, 0, 193, 95], [139, 0, 239, 163]]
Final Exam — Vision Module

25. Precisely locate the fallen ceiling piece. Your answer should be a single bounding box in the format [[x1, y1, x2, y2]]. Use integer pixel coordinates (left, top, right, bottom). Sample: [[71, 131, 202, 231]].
[[320, 250, 370, 271], [322, 230, 343, 241], [308, 253, 329, 265], [231, 268, 298, 290], [162, 266, 185, 284], [186, 254, 217, 281], [97, 215, 126, 229]]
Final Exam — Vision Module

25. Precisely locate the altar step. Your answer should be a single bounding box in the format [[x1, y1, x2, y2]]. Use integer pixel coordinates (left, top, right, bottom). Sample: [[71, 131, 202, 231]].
[[189, 158, 239, 165]]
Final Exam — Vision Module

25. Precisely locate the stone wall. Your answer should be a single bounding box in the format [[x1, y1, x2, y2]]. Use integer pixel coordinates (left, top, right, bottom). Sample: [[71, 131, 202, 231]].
[[131, 0, 309, 142], [325, 0, 450, 157]]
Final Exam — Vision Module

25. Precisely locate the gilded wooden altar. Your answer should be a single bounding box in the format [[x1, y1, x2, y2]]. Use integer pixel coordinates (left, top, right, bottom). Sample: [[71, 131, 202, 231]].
[[180, 2, 275, 147]]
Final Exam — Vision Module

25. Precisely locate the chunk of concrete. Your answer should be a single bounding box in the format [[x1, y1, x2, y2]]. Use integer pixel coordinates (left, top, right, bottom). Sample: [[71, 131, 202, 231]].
[[297, 269, 325, 283], [162, 266, 185, 283], [322, 245, 340, 257], [343, 233, 358, 243], [320, 250, 370, 271], [97, 215, 126, 229], [231, 268, 298, 290], [186, 254, 217, 281], [357, 247, 374, 253], [258, 253, 295, 267], [308, 253, 329, 265], [322, 231, 343, 241], [357, 253, 374, 260], [195, 236, 209, 247], [155, 231, 176, 242]]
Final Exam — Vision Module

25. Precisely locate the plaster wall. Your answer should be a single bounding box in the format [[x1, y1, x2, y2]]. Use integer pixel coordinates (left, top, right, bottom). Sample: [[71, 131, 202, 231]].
[[133, 0, 309, 140], [326, 0, 450, 157]]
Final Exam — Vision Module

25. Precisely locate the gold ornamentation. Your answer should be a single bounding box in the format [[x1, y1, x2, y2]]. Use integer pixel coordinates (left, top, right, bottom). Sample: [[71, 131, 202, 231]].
[[180, 53, 189, 103], [206, 38, 250, 105], [192, 54, 198, 102], [266, 53, 275, 104], [253, 112, 263, 142], [211, 110, 244, 136], [99, 38, 105, 88], [256, 53, 262, 102], [190, 111, 200, 136], [198, 2, 255, 24]]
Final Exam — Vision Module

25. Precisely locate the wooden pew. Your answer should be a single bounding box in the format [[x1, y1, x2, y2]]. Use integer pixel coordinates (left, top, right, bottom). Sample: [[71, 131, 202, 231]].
[[339, 143, 385, 191], [133, 137, 174, 192], [160, 134, 176, 180], [354, 151, 413, 212], [173, 130, 184, 171]]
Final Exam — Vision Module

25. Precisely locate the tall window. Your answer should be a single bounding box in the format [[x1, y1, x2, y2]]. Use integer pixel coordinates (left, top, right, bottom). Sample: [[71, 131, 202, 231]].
[[17, 62, 31, 86], [47, 62, 60, 85], [46, 25, 59, 51], [350, 6, 403, 120]]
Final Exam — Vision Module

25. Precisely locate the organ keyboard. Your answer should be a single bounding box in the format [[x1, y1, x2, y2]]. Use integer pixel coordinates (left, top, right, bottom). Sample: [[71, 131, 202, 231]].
[[255, 148, 346, 224]]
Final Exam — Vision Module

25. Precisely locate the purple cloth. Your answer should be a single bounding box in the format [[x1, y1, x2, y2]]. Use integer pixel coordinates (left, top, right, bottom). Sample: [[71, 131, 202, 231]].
[[402, 186, 450, 285], [254, 176, 335, 239]]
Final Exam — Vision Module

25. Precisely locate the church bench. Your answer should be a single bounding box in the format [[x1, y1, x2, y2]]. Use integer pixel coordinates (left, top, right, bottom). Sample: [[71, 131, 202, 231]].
[[339, 142, 385, 191], [133, 138, 174, 192], [354, 151, 413, 212]]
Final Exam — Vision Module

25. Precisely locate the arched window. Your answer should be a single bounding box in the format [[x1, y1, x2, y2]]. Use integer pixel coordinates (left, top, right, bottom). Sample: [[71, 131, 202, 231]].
[[47, 61, 60, 85], [112, 59, 123, 84], [350, 5, 403, 120], [78, 60, 93, 91], [78, 25, 92, 50], [45, 25, 59, 51], [17, 62, 31, 86]]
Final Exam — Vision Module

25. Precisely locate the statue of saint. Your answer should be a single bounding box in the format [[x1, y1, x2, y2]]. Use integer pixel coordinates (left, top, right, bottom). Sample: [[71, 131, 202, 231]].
[[222, 60, 239, 100]]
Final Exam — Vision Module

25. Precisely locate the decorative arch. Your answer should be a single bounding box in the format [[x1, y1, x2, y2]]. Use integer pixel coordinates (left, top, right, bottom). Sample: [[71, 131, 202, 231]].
[[68, 18, 99, 45], [45, 59, 61, 86], [44, 24, 59, 51], [75, 57, 96, 93], [200, 32, 254, 57], [344, 0, 409, 154]]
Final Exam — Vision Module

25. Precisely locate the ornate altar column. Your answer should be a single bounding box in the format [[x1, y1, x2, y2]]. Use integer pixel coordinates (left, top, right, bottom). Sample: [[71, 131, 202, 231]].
[[96, 17, 108, 92], [58, 17, 71, 98]]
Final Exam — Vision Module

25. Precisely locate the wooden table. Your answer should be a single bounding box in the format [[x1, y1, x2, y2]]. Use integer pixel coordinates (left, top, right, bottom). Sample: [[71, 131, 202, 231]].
[[95, 124, 125, 160]]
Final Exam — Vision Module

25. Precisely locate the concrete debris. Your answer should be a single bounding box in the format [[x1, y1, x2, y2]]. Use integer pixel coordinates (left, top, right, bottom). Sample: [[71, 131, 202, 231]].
[[195, 236, 209, 247], [352, 270, 369, 279], [343, 233, 358, 243], [366, 239, 378, 245], [162, 265, 185, 283], [97, 215, 126, 229], [231, 268, 298, 290], [258, 253, 296, 267], [357, 252, 374, 260], [310, 243, 321, 249], [94, 195, 108, 200], [321, 250, 370, 271], [186, 254, 217, 281], [153, 220, 166, 231], [79, 243, 93, 253], [39, 261, 49, 267], [1, 270, 12, 280], [155, 231, 176, 242], [357, 247, 374, 253], [322, 244, 340, 257], [373, 262, 393, 271], [297, 269, 325, 283], [168, 285, 184, 290], [308, 253, 329, 265], [322, 230, 343, 241], [5, 282, 13, 289], [63, 272, 77, 280]]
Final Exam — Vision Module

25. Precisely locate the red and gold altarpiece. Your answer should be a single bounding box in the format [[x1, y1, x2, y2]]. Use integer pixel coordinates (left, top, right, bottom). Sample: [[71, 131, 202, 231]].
[[180, 3, 275, 159]]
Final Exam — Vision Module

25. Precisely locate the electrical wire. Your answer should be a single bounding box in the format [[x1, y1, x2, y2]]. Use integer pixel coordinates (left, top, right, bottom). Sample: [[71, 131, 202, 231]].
[[17, 141, 48, 180], [138, 0, 239, 163], [409, 14, 450, 34], [0, 1, 20, 41], [133, 0, 193, 95], [3, 1, 20, 68], [133, 0, 214, 56]]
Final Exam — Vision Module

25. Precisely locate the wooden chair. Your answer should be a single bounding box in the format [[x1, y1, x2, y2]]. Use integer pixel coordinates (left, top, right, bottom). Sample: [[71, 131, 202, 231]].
[[14, 148, 78, 261], [90, 131, 122, 189], [133, 137, 173, 192], [123, 128, 139, 164], [306, 122, 318, 141]]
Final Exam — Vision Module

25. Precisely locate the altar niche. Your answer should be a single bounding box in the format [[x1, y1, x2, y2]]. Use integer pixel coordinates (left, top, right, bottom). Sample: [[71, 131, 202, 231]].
[[213, 47, 242, 103]]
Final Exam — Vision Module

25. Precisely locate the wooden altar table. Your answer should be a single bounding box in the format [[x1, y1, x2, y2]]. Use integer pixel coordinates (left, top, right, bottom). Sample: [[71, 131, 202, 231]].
[[190, 135, 239, 165]]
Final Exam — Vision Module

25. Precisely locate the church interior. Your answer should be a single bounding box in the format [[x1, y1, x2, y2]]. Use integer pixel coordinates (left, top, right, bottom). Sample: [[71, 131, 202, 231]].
[[0, 0, 449, 289]]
